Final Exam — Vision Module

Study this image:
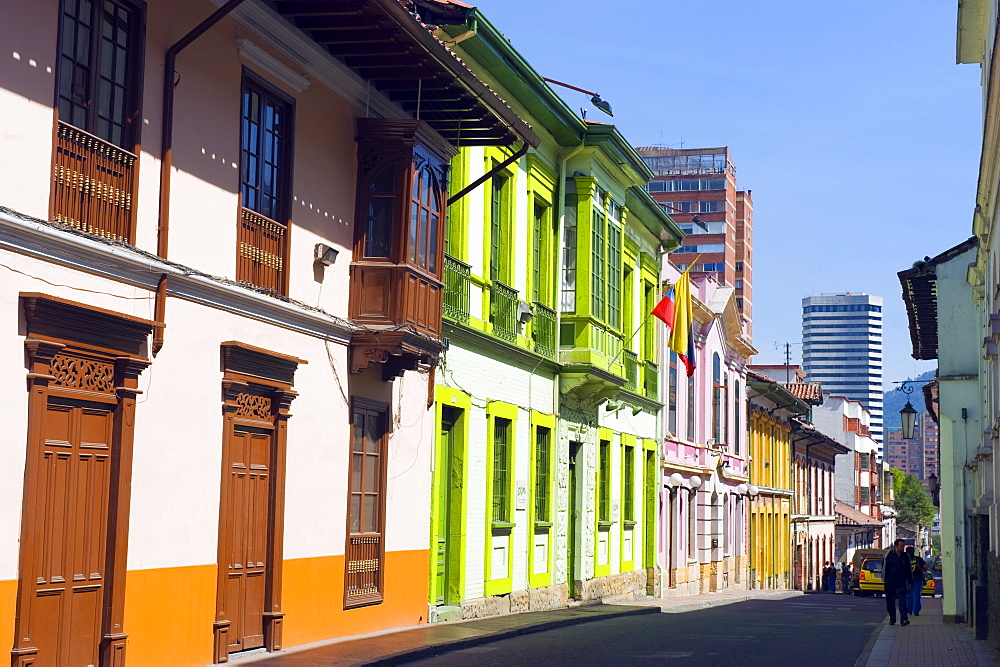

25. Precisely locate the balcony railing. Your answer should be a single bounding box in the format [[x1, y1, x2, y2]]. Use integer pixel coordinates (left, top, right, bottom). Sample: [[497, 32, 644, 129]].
[[643, 360, 659, 400], [489, 280, 518, 343], [622, 349, 638, 391], [238, 207, 287, 294], [443, 254, 471, 324], [51, 121, 137, 243], [531, 302, 557, 359]]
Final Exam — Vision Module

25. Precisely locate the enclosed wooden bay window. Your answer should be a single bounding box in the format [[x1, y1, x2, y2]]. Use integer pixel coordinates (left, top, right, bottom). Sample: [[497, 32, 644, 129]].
[[350, 119, 455, 339], [51, 0, 144, 243]]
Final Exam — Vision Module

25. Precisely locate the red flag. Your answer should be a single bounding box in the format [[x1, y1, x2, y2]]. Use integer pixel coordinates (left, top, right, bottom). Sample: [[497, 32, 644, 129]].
[[651, 286, 676, 328]]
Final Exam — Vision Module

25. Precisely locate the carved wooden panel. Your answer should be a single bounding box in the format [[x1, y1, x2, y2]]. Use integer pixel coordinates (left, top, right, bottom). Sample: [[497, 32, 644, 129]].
[[234, 393, 272, 420], [49, 354, 116, 393]]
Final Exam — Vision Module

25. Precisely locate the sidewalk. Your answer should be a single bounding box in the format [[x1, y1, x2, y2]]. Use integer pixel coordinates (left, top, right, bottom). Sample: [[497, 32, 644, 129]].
[[239, 590, 1000, 666], [857, 596, 1000, 666]]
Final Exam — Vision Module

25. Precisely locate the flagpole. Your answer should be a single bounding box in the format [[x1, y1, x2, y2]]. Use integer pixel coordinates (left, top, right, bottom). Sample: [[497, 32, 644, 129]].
[[607, 312, 654, 370]]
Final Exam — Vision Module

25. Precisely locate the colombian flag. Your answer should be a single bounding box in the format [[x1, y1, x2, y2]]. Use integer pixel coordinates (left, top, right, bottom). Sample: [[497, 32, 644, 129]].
[[662, 272, 697, 377]]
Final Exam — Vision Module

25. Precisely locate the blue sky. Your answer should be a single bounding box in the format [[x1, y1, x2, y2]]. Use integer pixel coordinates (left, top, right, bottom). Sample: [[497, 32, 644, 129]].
[[464, 0, 983, 390]]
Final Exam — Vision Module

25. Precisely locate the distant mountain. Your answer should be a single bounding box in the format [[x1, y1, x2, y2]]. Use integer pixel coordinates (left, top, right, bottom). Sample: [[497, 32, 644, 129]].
[[882, 369, 936, 428]]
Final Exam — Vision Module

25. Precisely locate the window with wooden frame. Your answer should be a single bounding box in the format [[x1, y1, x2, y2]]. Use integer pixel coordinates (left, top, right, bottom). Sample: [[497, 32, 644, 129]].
[[590, 190, 606, 318], [531, 201, 554, 305], [350, 120, 453, 338], [607, 207, 622, 330], [533, 425, 552, 522], [238, 71, 294, 294], [712, 354, 724, 444], [598, 439, 611, 522], [686, 374, 696, 441], [623, 444, 635, 522], [345, 398, 389, 608], [733, 379, 742, 455], [489, 172, 509, 283], [491, 417, 513, 524], [52, 0, 144, 242]]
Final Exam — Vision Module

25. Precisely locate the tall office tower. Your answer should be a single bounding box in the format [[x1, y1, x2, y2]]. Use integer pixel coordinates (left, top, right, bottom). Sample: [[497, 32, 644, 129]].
[[802, 293, 884, 453], [637, 146, 753, 338]]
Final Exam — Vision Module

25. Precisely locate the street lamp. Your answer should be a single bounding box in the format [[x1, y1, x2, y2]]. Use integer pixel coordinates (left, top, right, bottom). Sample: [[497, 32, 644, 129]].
[[894, 379, 931, 440], [928, 473, 940, 507], [541, 77, 614, 117]]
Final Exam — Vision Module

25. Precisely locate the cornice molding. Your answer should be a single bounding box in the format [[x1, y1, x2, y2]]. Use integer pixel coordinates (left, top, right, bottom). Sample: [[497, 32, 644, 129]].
[[0, 208, 355, 345]]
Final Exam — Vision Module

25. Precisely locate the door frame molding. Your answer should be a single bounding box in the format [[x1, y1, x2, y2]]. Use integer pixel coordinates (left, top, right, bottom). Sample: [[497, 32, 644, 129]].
[[214, 342, 302, 663], [12, 293, 153, 667]]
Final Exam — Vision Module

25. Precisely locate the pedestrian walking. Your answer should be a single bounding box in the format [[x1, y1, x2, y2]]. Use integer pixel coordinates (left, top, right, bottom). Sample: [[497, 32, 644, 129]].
[[906, 546, 927, 616], [823, 562, 837, 592], [883, 539, 913, 625], [840, 562, 852, 594]]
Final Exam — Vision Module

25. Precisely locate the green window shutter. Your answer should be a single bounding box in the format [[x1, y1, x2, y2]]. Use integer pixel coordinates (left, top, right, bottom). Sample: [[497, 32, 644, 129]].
[[534, 426, 551, 521], [490, 175, 506, 282], [624, 445, 634, 522], [492, 417, 511, 522], [591, 209, 606, 318], [599, 439, 611, 521], [532, 203, 543, 303], [608, 223, 621, 329]]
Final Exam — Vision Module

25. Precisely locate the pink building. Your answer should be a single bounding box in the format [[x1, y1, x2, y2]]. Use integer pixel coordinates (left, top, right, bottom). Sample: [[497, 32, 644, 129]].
[[658, 266, 756, 595]]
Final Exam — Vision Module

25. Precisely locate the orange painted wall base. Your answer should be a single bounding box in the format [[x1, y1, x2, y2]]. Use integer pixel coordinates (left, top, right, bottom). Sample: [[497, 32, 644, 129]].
[[0, 579, 15, 662], [282, 549, 430, 648], [3, 550, 429, 665], [123, 563, 217, 666]]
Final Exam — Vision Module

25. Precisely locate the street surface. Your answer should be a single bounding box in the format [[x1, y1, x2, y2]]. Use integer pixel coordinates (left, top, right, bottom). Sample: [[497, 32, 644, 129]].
[[407, 594, 885, 666]]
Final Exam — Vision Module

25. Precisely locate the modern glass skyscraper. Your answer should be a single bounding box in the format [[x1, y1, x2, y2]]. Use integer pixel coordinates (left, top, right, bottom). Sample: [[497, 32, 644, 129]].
[[802, 293, 884, 454]]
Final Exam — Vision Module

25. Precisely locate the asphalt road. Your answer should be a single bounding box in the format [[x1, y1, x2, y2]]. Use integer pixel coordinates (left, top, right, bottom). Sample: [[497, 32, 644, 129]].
[[405, 594, 887, 666]]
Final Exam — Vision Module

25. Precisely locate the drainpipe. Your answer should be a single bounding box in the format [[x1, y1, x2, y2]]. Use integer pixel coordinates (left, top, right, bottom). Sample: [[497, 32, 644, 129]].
[[153, 0, 248, 354]]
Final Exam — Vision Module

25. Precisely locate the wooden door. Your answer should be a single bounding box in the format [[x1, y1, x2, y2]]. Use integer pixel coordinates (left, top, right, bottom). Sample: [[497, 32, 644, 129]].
[[434, 412, 454, 605], [22, 396, 114, 667], [221, 423, 273, 653]]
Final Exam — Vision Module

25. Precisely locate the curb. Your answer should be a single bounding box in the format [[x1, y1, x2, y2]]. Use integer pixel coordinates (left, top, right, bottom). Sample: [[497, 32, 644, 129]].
[[361, 606, 661, 665]]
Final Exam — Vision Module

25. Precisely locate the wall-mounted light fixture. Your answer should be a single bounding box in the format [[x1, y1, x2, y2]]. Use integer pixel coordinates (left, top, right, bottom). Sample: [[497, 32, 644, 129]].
[[314, 243, 339, 266], [517, 301, 533, 324], [541, 77, 613, 117], [894, 379, 932, 439]]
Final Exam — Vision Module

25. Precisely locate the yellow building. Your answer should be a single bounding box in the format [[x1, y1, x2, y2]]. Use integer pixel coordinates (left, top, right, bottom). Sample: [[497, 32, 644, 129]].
[[746, 370, 809, 589]]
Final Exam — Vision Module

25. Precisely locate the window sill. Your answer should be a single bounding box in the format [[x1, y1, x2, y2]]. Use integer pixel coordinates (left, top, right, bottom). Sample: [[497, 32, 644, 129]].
[[597, 521, 614, 529], [623, 520, 637, 528], [491, 521, 516, 531], [534, 521, 553, 529]]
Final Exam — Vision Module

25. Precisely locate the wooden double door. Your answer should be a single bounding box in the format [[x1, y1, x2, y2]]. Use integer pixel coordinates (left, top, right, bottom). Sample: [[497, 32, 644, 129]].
[[18, 397, 117, 667], [219, 422, 274, 653]]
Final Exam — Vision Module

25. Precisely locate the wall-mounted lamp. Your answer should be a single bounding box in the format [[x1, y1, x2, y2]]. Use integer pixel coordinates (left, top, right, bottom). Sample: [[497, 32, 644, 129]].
[[541, 77, 613, 117], [605, 401, 620, 412], [314, 243, 339, 266], [894, 379, 931, 440], [928, 472, 940, 507], [517, 301, 533, 324]]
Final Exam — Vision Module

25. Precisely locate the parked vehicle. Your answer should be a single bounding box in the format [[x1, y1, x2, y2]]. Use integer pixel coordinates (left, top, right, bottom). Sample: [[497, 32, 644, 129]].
[[851, 548, 888, 595]]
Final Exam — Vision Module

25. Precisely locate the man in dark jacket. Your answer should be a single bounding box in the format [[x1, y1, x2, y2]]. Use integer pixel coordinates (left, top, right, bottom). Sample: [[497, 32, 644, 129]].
[[883, 539, 913, 625]]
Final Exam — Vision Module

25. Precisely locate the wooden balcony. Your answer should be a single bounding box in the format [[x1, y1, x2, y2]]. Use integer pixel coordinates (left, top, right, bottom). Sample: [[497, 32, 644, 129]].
[[349, 262, 442, 339], [51, 121, 137, 243], [489, 281, 518, 343], [531, 302, 557, 359], [237, 207, 288, 294], [443, 254, 471, 324]]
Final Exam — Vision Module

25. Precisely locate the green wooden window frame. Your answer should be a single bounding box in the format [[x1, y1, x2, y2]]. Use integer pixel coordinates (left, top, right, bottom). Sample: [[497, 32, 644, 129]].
[[623, 444, 635, 522], [668, 351, 678, 434], [534, 425, 552, 522], [590, 193, 606, 318], [598, 439, 611, 522], [608, 223, 622, 330], [489, 172, 509, 283], [642, 280, 656, 360], [713, 353, 724, 444], [492, 417, 512, 523], [687, 374, 696, 441]]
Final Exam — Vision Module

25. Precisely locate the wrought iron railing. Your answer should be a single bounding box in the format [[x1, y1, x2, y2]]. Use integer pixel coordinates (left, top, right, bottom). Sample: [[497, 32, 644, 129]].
[[531, 302, 557, 358], [443, 254, 471, 324], [51, 121, 137, 243], [643, 360, 659, 400], [489, 280, 518, 343], [622, 349, 638, 391], [238, 207, 287, 294]]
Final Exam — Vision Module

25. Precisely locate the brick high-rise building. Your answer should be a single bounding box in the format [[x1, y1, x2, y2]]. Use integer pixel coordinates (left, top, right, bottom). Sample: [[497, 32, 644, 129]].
[[637, 146, 753, 338]]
